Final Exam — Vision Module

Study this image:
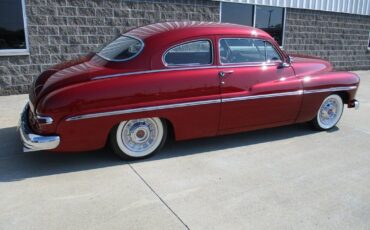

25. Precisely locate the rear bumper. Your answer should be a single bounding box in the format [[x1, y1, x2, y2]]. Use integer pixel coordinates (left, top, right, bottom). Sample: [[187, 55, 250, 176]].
[[18, 103, 60, 152]]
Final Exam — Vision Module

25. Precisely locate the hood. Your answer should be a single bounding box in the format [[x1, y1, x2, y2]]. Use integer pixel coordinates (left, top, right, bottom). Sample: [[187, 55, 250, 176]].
[[289, 54, 333, 77]]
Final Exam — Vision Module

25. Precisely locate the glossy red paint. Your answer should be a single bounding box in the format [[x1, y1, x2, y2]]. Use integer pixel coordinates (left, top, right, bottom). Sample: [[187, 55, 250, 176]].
[[25, 22, 360, 152]]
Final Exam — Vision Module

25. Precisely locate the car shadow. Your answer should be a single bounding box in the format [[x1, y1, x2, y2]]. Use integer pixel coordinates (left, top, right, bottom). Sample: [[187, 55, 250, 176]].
[[0, 124, 338, 182]]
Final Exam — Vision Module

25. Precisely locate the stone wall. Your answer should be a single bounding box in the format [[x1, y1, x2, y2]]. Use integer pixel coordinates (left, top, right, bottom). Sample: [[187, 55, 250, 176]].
[[284, 8, 370, 71], [0, 0, 219, 95], [1, 1, 369, 95]]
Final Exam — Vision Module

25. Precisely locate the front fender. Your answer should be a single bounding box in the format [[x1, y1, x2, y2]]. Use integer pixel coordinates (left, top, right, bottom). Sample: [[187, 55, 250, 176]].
[[296, 71, 360, 123]]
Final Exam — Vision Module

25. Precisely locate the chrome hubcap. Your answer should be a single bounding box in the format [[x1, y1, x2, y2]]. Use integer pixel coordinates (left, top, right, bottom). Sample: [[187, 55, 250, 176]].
[[121, 119, 158, 153], [319, 98, 339, 127]]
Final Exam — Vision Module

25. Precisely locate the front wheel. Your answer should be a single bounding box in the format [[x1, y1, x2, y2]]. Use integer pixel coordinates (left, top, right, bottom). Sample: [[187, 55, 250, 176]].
[[110, 118, 167, 160], [309, 94, 344, 131]]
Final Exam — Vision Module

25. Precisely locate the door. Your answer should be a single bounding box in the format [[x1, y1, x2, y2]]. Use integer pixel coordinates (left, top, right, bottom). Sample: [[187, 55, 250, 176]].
[[154, 38, 222, 140], [217, 37, 302, 132]]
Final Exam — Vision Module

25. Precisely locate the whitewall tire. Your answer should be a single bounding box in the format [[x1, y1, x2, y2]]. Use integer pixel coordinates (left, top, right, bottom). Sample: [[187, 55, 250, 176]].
[[110, 118, 167, 160], [310, 94, 344, 130]]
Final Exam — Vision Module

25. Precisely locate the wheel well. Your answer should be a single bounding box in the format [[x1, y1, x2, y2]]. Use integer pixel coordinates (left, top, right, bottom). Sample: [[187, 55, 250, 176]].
[[335, 91, 349, 104], [161, 118, 175, 141]]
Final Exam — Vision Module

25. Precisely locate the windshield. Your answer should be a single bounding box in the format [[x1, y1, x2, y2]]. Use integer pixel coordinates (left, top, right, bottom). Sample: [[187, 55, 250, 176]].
[[96, 35, 144, 61]]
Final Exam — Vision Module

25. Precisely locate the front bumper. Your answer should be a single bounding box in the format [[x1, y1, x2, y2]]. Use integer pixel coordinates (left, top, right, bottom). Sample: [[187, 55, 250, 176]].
[[18, 103, 60, 152], [350, 99, 360, 110]]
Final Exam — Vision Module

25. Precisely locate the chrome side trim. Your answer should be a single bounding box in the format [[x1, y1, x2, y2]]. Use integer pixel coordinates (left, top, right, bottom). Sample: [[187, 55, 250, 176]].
[[66, 99, 221, 121], [303, 86, 357, 94], [222, 90, 303, 103], [92, 66, 216, 80], [92, 63, 278, 81], [65, 86, 357, 121]]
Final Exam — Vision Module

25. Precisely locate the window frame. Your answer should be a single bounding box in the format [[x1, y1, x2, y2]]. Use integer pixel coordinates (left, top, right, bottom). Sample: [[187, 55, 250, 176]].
[[0, 0, 30, 56], [218, 37, 283, 66], [219, 2, 286, 48], [162, 38, 214, 67]]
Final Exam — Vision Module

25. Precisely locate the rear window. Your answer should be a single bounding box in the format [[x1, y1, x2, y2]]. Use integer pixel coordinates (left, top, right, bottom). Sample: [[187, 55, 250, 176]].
[[97, 35, 143, 61], [164, 40, 212, 66]]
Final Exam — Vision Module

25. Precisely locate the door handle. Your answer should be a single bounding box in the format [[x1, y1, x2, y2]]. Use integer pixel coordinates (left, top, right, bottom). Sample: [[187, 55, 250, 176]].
[[219, 70, 234, 77]]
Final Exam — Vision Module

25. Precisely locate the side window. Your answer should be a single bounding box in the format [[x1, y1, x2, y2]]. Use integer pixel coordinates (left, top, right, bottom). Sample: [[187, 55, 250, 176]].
[[164, 40, 212, 66], [265, 42, 281, 62], [220, 38, 265, 64], [219, 38, 281, 64]]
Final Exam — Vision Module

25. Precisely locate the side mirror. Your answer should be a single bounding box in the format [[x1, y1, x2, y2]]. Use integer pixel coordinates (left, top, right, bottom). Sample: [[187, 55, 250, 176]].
[[277, 55, 292, 69]]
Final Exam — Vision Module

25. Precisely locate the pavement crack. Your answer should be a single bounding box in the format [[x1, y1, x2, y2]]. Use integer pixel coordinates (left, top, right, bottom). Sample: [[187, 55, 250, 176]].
[[128, 164, 190, 230]]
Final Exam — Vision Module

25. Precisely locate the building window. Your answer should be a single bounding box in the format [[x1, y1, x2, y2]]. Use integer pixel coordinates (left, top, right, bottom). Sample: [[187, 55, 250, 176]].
[[255, 6, 285, 46], [368, 31, 370, 51], [221, 2, 254, 26], [0, 0, 29, 56], [220, 3, 285, 46]]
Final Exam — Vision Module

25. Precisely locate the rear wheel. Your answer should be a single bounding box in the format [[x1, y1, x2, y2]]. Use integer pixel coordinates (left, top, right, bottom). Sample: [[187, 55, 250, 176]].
[[110, 118, 167, 160], [309, 94, 344, 131]]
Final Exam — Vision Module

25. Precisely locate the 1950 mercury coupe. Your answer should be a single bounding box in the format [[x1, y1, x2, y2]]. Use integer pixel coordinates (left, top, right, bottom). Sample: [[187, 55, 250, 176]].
[[19, 22, 360, 160]]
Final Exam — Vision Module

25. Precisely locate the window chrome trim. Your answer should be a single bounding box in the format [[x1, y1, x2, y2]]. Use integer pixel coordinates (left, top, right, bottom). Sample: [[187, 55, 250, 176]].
[[96, 35, 145, 62], [218, 37, 282, 66], [0, 0, 30, 56], [162, 39, 214, 67], [65, 86, 358, 122]]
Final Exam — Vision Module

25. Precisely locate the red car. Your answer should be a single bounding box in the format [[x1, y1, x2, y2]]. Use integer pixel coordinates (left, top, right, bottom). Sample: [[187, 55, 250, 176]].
[[19, 22, 360, 160]]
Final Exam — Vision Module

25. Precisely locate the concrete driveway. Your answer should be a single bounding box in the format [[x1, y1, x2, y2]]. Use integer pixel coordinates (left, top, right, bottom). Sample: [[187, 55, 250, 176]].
[[0, 71, 369, 230]]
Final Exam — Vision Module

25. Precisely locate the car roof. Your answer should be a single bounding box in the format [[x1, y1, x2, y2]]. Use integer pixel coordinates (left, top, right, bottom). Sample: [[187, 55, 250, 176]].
[[125, 21, 272, 42]]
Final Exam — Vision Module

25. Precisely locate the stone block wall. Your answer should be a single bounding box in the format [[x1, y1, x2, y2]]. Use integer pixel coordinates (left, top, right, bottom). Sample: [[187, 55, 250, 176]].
[[0, 0, 219, 95], [284, 8, 370, 71], [1, 1, 369, 95]]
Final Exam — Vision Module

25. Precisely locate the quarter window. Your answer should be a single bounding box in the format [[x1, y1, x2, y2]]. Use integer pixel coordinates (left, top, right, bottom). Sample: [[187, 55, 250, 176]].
[[219, 38, 281, 64], [164, 40, 212, 66], [0, 0, 28, 55]]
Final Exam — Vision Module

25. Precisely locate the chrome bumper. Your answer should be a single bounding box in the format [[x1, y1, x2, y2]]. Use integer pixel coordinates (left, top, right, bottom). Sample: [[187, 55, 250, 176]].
[[18, 104, 60, 152], [350, 99, 360, 110], [354, 100, 360, 110]]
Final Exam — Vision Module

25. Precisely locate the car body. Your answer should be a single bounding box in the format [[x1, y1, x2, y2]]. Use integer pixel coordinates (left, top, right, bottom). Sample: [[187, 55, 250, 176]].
[[19, 21, 360, 159]]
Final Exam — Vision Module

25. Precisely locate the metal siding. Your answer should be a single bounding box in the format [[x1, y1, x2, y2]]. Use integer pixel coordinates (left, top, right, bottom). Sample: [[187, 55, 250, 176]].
[[216, 0, 370, 15]]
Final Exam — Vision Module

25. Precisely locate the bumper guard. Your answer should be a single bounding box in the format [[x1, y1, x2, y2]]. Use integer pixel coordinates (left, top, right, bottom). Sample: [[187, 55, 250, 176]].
[[18, 103, 60, 152]]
